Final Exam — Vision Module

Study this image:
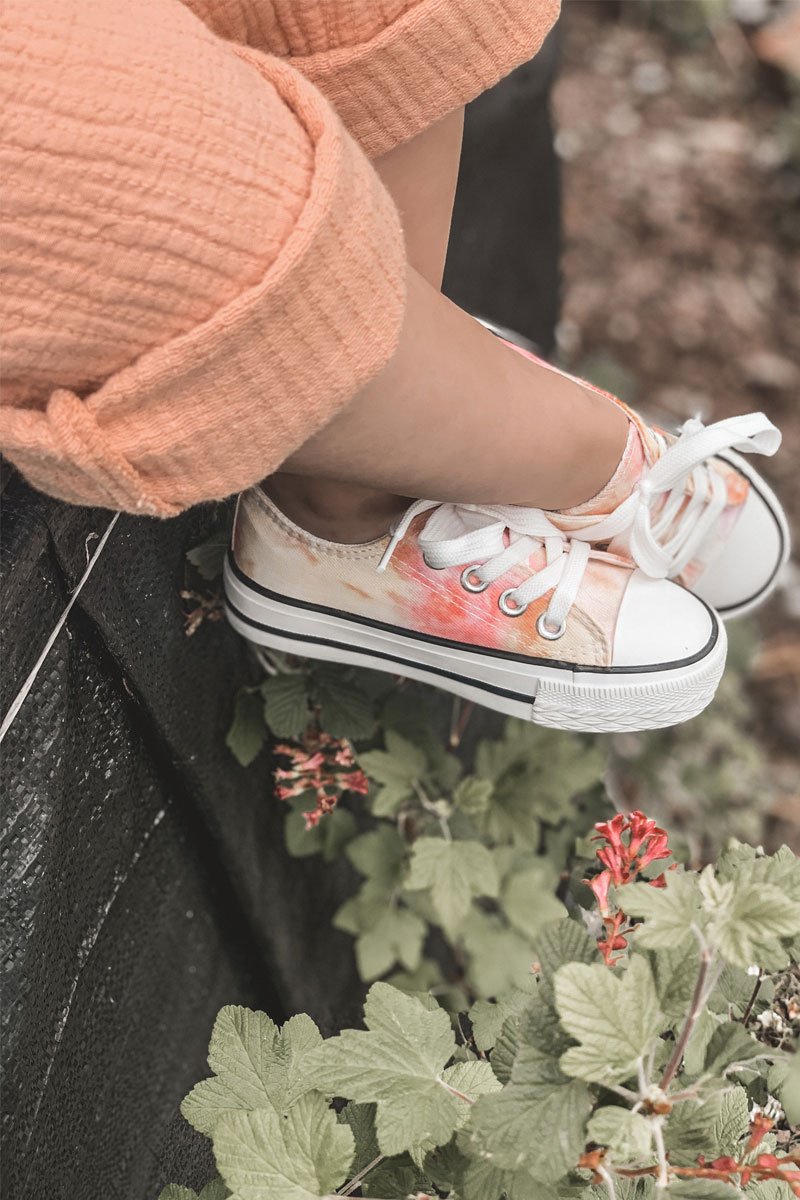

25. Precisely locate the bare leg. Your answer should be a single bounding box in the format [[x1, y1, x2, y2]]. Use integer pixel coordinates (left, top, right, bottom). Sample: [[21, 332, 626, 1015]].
[[266, 110, 628, 543]]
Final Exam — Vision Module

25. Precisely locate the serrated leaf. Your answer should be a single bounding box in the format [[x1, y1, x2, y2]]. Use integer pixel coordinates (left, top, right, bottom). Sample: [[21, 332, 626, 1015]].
[[261, 674, 311, 738], [284, 803, 357, 861], [181, 1007, 321, 1134], [745, 1182, 797, 1199], [355, 907, 426, 981], [534, 919, 600, 981], [461, 909, 537, 998], [347, 827, 407, 888], [667, 1184, 744, 1198], [358, 731, 427, 789], [587, 1106, 654, 1162], [333, 879, 393, 936], [648, 941, 702, 1028], [297, 983, 462, 1156], [469, 986, 532, 1052], [617, 874, 701, 949], [405, 838, 499, 937], [159, 1187, 197, 1200], [187, 528, 230, 579], [199, 1182, 228, 1200], [212, 1092, 354, 1200], [492, 1011, 521, 1084], [664, 1085, 749, 1166], [707, 881, 800, 970], [313, 670, 375, 741], [226, 690, 266, 767], [555, 957, 663, 1084], [465, 1054, 592, 1181], [453, 776, 495, 814], [458, 1157, 560, 1200], [703, 1023, 767, 1076], [502, 865, 567, 940]]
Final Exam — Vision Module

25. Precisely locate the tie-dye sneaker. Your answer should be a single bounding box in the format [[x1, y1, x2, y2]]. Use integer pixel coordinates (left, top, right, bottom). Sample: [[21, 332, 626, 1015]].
[[499, 343, 789, 619], [225, 487, 727, 733]]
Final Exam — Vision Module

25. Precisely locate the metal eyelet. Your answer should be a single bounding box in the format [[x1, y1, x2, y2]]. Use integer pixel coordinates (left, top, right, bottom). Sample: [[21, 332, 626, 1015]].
[[498, 589, 529, 617], [537, 612, 567, 640], [460, 565, 489, 593]]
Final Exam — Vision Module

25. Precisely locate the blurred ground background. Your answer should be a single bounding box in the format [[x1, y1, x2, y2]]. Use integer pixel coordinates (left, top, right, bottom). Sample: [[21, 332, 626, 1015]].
[[553, 0, 800, 853]]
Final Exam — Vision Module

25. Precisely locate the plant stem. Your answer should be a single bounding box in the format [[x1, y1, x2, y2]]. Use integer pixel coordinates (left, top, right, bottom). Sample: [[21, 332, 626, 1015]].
[[652, 1120, 669, 1192], [741, 969, 763, 1026], [659, 946, 714, 1092], [597, 1165, 618, 1199], [439, 1078, 475, 1104], [337, 1153, 385, 1196]]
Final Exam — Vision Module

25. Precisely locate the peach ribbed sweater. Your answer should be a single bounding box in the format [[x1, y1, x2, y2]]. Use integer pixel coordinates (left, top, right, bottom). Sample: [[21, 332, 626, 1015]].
[[0, 0, 560, 515]]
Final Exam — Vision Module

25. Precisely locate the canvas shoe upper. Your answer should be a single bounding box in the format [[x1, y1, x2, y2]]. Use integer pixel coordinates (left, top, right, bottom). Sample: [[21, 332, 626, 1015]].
[[497, 341, 789, 618], [225, 486, 727, 734]]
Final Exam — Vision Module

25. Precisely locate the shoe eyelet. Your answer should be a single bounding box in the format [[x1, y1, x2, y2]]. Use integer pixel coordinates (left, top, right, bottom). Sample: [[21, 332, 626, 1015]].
[[498, 589, 529, 617], [536, 612, 567, 640], [460, 565, 489, 593]]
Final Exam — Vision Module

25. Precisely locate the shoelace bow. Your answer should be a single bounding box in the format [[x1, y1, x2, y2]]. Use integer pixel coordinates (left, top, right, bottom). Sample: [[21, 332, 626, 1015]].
[[378, 500, 592, 637], [568, 412, 781, 578]]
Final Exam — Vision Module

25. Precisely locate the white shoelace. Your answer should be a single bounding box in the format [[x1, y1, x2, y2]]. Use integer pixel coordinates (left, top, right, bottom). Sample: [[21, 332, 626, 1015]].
[[569, 412, 781, 579], [377, 500, 591, 638]]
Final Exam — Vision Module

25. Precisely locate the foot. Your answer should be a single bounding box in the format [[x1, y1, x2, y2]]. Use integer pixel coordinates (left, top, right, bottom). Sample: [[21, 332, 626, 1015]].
[[497, 341, 789, 619], [225, 488, 727, 733]]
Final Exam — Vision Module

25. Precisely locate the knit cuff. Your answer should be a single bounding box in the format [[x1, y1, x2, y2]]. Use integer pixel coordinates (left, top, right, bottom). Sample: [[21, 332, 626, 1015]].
[[0, 50, 406, 516], [293, 0, 562, 158]]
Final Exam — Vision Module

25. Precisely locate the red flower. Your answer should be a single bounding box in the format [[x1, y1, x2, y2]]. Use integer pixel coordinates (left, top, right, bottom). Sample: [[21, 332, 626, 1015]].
[[273, 730, 369, 829]]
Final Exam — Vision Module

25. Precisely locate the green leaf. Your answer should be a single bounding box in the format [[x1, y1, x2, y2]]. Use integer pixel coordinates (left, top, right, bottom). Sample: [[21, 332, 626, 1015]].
[[667, 1184, 744, 1198], [458, 1157, 560, 1200], [554, 956, 663, 1084], [648, 940, 702, 1029], [617, 873, 701, 949], [465, 1054, 592, 1181], [745, 1183, 797, 1200], [226, 690, 266, 767], [703, 1023, 767, 1076], [313, 669, 375, 741], [358, 731, 427, 790], [502, 865, 567, 940], [469, 986, 532, 1053], [333, 879, 393, 936], [664, 1085, 749, 1165], [405, 838, 499, 937], [187, 528, 230, 579], [297, 983, 462, 1156], [586, 1106, 654, 1162], [199, 1183, 228, 1200], [347, 826, 407, 889], [261, 674, 311, 738], [212, 1091, 354, 1200], [354, 907, 426, 981], [159, 1188, 197, 1200], [453, 776, 495, 815], [284, 803, 356, 861], [461, 909, 538, 998], [534, 919, 600, 981], [682, 1007, 724, 1078], [706, 880, 800, 971], [181, 1007, 321, 1134]]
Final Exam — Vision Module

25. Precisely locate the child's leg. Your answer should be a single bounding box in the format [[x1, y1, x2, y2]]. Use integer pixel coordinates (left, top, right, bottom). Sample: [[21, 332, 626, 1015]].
[[267, 114, 629, 543]]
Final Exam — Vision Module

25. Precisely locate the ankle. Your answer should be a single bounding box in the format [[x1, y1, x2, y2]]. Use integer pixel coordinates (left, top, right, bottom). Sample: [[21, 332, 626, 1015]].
[[263, 474, 408, 543]]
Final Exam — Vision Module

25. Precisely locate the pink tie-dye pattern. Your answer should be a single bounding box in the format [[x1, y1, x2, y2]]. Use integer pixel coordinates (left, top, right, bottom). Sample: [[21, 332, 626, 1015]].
[[234, 490, 632, 668]]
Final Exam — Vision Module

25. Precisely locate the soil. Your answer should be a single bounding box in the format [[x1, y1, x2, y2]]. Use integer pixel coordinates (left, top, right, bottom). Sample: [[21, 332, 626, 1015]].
[[554, 1, 800, 844]]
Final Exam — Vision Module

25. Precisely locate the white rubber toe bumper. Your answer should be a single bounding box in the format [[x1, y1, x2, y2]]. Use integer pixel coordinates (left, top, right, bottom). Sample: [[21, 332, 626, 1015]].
[[224, 558, 727, 735], [692, 451, 790, 619]]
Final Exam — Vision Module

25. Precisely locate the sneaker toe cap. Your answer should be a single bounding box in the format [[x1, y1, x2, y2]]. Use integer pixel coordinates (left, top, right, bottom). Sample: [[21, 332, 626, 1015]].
[[613, 572, 718, 668], [693, 482, 788, 615]]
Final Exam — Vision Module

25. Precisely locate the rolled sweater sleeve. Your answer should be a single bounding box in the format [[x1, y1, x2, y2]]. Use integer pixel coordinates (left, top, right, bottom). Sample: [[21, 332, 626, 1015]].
[[182, 0, 562, 158], [0, 0, 406, 515]]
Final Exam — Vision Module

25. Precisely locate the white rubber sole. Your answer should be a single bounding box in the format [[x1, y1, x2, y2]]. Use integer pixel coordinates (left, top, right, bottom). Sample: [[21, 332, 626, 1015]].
[[709, 450, 791, 620], [224, 559, 728, 734]]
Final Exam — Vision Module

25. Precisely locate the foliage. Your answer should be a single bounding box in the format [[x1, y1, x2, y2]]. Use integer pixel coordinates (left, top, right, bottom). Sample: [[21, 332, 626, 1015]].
[[161, 825, 799, 1200]]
